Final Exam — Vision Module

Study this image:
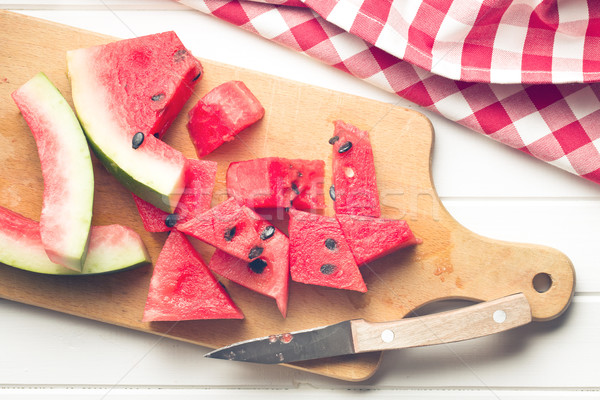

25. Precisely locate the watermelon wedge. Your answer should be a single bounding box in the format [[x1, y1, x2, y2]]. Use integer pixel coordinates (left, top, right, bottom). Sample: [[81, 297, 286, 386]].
[[11, 72, 94, 271], [330, 120, 380, 217], [187, 80, 265, 157], [142, 230, 244, 321], [0, 206, 150, 275], [226, 157, 325, 210], [67, 32, 202, 212], [288, 209, 366, 292], [209, 206, 289, 317], [133, 158, 217, 232], [176, 197, 263, 261], [336, 214, 419, 265]]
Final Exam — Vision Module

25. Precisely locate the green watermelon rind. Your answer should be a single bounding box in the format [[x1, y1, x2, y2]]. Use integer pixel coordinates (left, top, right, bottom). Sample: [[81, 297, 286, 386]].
[[11, 72, 95, 271], [0, 207, 151, 276]]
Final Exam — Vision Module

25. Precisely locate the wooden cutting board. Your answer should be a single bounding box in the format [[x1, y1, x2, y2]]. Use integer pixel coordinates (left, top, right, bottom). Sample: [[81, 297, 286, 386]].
[[0, 11, 575, 381]]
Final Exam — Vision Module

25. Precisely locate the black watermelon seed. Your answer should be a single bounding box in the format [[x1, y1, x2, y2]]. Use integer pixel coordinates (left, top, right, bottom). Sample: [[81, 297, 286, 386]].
[[248, 258, 267, 274], [260, 225, 275, 240], [329, 185, 336, 201], [324, 238, 338, 251], [153, 133, 160, 138], [297, 171, 303, 177], [320, 264, 337, 275], [328, 135, 339, 145], [192, 70, 202, 81], [338, 141, 353, 153], [173, 48, 188, 62], [132, 132, 144, 149], [165, 213, 178, 228], [291, 182, 300, 195], [151, 93, 165, 101], [248, 246, 264, 260], [224, 226, 236, 242]]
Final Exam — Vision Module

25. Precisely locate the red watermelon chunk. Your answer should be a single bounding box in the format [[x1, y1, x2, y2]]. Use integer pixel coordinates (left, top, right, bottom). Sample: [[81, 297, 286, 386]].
[[330, 120, 380, 217], [209, 207, 289, 317], [177, 197, 263, 261], [75, 31, 202, 140], [226, 157, 325, 210], [133, 158, 217, 232], [67, 31, 202, 212], [288, 209, 366, 292], [187, 81, 264, 157], [143, 230, 243, 321], [336, 214, 419, 265]]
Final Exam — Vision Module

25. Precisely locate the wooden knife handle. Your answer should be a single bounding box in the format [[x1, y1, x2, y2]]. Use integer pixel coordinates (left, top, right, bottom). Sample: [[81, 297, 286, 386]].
[[350, 293, 532, 353]]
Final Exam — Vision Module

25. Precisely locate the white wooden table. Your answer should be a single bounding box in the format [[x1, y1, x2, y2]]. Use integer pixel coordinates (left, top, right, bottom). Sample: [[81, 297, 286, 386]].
[[1, 1, 599, 398]]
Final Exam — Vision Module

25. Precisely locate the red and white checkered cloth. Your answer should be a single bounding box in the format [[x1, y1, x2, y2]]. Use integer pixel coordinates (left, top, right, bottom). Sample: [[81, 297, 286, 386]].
[[176, 0, 600, 185]]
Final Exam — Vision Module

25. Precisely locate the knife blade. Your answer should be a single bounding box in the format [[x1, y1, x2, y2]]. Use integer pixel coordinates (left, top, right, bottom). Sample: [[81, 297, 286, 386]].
[[205, 293, 532, 364]]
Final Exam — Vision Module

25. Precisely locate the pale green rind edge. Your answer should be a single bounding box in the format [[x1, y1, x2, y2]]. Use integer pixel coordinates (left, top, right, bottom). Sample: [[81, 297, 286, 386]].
[[14, 72, 95, 271]]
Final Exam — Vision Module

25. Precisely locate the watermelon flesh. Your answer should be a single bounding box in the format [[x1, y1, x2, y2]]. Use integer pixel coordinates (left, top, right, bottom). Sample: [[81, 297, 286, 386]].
[[331, 120, 380, 217], [209, 206, 289, 317], [142, 230, 243, 321], [226, 157, 325, 210], [67, 32, 202, 212], [176, 197, 264, 261], [0, 205, 150, 275], [133, 158, 217, 232], [187, 81, 264, 157], [336, 214, 419, 265], [288, 209, 366, 292], [11, 72, 94, 271]]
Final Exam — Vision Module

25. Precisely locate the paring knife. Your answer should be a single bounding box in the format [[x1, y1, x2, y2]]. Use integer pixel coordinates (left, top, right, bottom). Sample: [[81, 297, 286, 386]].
[[205, 293, 532, 364]]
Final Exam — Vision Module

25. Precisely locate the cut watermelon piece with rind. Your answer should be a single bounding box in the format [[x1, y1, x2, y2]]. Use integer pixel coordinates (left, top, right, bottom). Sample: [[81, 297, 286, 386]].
[[0, 206, 150, 275], [176, 197, 263, 261], [331, 120, 380, 217], [288, 209, 366, 292], [227, 157, 325, 210], [142, 230, 244, 321], [209, 206, 289, 317], [187, 80, 264, 157], [11, 72, 94, 271], [133, 158, 217, 232], [67, 32, 201, 212], [336, 214, 419, 265]]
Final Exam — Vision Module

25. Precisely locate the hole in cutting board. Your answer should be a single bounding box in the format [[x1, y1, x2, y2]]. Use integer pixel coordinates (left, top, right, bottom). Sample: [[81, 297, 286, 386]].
[[532, 272, 552, 293]]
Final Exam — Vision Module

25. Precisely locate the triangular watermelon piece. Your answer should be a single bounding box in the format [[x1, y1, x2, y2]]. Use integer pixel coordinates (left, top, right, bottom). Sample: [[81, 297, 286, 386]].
[[336, 214, 419, 265], [142, 230, 243, 321], [176, 197, 263, 261], [209, 206, 289, 317], [330, 120, 380, 217], [67, 32, 203, 212], [288, 209, 366, 292], [133, 158, 217, 232]]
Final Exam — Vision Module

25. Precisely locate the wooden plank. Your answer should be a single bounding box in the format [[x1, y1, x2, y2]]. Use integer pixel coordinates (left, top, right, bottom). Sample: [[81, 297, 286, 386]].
[[0, 10, 576, 381]]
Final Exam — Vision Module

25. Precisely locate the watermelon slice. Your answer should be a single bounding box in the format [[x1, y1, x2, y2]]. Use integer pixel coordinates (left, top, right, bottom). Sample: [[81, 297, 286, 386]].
[[226, 157, 325, 210], [336, 214, 419, 265], [133, 158, 217, 232], [288, 209, 366, 292], [142, 230, 243, 321], [187, 81, 264, 157], [176, 197, 263, 261], [330, 120, 380, 217], [209, 206, 289, 317], [11, 72, 94, 271], [67, 32, 202, 212], [0, 206, 150, 275]]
